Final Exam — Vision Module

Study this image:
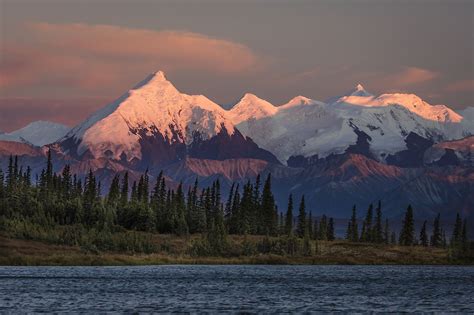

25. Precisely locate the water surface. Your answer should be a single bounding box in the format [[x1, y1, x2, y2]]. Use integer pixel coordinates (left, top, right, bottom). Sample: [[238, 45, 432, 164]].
[[1, 265, 473, 312]]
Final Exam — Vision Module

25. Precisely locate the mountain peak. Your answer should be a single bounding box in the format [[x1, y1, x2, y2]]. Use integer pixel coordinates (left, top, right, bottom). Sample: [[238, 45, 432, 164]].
[[228, 93, 277, 125], [0, 120, 70, 146], [326, 84, 373, 104], [65, 70, 236, 161], [131, 70, 178, 93], [152, 70, 167, 79], [282, 95, 319, 108], [350, 84, 372, 97], [233, 92, 274, 107], [241, 93, 260, 101]]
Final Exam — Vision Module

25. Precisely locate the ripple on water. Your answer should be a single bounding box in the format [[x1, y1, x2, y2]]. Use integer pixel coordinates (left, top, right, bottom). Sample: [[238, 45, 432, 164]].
[[0, 265, 473, 312]]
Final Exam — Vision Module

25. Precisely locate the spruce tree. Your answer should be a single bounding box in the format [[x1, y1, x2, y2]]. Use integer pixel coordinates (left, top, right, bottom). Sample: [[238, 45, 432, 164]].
[[319, 215, 328, 241], [327, 217, 335, 241], [45, 150, 53, 189], [130, 181, 138, 202], [260, 174, 277, 235], [374, 201, 383, 243], [350, 205, 358, 242], [194, 187, 207, 234], [6, 155, 14, 189], [279, 211, 285, 235], [254, 174, 262, 234], [360, 222, 366, 242], [224, 183, 235, 224], [107, 175, 121, 208], [346, 221, 353, 241], [187, 179, 199, 233], [228, 184, 240, 234], [120, 172, 129, 205], [83, 169, 99, 226], [0, 169, 4, 202], [285, 194, 294, 235], [174, 183, 188, 236], [296, 195, 306, 238], [61, 165, 72, 198], [142, 169, 149, 204], [361, 204, 373, 242], [157, 176, 167, 231], [313, 219, 319, 240], [399, 205, 414, 246], [307, 212, 313, 237], [451, 213, 462, 246], [430, 213, 442, 247], [151, 172, 163, 231], [419, 220, 428, 247], [207, 204, 228, 255]]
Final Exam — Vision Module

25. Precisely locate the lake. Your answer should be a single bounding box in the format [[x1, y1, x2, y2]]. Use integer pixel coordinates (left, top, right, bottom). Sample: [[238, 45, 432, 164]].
[[1, 265, 473, 312]]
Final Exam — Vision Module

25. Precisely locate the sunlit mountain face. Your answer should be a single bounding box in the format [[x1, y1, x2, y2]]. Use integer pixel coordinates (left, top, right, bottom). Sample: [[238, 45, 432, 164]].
[[1, 71, 472, 219]]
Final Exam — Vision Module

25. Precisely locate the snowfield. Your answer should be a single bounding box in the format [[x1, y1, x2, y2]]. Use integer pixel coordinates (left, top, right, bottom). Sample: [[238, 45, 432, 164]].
[[230, 84, 472, 163], [9, 71, 470, 166], [0, 121, 70, 147], [63, 71, 235, 161]]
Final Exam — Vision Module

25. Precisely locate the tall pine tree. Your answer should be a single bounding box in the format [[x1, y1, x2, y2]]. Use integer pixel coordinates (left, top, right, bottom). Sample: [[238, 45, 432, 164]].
[[285, 194, 294, 235], [399, 205, 414, 246], [296, 195, 306, 238]]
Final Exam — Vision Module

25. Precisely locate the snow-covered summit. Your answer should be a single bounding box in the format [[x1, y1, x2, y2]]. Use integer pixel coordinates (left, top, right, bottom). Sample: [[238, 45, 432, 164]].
[[233, 85, 473, 164], [131, 70, 176, 92], [351, 84, 373, 97], [325, 84, 373, 104], [63, 71, 235, 161], [228, 93, 277, 125], [280, 96, 325, 109], [333, 91, 462, 123], [0, 121, 70, 146], [53, 73, 473, 165]]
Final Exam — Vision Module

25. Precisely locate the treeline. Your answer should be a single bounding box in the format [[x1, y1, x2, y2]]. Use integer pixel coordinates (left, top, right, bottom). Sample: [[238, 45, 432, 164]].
[[0, 153, 332, 255], [345, 203, 470, 257], [0, 153, 470, 258], [0, 153, 332, 237]]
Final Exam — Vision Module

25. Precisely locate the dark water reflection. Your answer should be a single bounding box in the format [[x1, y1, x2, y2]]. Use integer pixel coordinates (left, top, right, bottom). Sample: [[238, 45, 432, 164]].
[[1, 265, 473, 312]]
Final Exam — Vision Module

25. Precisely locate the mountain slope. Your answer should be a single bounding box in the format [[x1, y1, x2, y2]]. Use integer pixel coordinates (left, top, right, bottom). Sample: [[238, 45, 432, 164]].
[[234, 86, 473, 164], [0, 121, 70, 146], [59, 71, 278, 168], [228, 93, 277, 125], [1, 73, 471, 222], [268, 153, 474, 218], [63, 71, 234, 160], [424, 136, 473, 167]]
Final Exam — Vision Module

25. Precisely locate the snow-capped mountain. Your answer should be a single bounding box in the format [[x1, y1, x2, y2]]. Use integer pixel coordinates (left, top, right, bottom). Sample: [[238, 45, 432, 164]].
[[59, 71, 278, 167], [228, 93, 277, 125], [2, 71, 473, 217], [233, 95, 338, 165], [10, 73, 472, 167], [324, 83, 373, 104], [0, 121, 70, 146], [330, 89, 468, 160], [232, 84, 473, 164]]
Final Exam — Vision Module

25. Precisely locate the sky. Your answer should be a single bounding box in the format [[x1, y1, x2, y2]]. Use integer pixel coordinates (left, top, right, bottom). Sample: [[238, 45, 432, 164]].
[[1, 0, 473, 131]]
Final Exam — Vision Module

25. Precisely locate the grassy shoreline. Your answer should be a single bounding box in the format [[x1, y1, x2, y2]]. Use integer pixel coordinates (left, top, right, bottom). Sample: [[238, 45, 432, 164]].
[[1, 235, 470, 266]]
